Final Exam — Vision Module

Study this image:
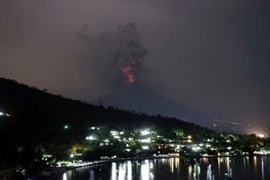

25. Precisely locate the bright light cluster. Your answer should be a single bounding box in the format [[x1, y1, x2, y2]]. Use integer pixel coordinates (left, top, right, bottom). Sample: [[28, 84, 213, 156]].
[[86, 136, 96, 140], [141, 129, 150, 136], [0, 112, 10, 117]]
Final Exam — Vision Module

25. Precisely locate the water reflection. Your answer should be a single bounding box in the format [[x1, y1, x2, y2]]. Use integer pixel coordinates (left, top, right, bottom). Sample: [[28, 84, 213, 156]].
[[53, 157, 270, 180], [127, 161, 132, 180], [206, 164, 213, 180], [254, 156, 257, 169], [193, 161, 200, 179], [141, 160, 154, 180], [262, 158, 264, 180], [217, 157, 221, 174], [111, 162, 116, 180], [63, 173, 67, 180], [170, 158, 174, 173], [62, 171, 73, 180], [188, 165, 192, 180]]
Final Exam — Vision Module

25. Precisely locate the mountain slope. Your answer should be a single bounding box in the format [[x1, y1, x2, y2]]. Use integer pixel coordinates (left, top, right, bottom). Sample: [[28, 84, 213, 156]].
[[0, 78, 212, 142], [94, 83, 212, 124]]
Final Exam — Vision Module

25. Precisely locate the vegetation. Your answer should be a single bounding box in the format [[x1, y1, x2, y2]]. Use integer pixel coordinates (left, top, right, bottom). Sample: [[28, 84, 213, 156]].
[[0, 77, 270, 172]]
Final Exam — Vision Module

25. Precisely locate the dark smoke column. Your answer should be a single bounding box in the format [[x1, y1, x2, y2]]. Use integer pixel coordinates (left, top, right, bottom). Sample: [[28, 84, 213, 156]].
[[77, 23, 148, 84]]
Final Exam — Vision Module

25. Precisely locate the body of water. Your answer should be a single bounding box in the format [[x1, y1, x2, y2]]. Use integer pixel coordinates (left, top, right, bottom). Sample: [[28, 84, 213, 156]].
[[49, 156, 270, 180]]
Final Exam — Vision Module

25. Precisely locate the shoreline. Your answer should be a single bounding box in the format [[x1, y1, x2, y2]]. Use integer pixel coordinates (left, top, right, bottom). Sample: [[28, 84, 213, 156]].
[[39, 156, 171, 179], [39, 154, 270, 179]]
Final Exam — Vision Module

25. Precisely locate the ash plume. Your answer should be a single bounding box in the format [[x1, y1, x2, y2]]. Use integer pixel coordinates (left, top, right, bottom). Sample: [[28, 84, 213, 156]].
[[77, 23, 148, 84]]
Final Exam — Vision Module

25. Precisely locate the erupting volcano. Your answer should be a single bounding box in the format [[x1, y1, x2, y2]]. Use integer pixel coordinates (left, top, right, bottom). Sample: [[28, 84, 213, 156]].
[[77, 23, 148, 84], [78, 23, 212, 124]]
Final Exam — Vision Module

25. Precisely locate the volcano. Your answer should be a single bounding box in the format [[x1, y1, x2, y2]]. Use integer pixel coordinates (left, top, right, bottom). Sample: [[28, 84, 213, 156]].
[[93, 83, 212, 124]]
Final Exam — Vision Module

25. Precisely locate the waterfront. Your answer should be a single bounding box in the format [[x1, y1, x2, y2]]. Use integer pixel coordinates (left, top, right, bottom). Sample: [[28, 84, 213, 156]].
[[49, 156, 270, 180]]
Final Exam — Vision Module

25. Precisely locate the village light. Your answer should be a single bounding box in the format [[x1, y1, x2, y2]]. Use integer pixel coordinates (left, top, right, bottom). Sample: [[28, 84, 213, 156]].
[[141, 129, 150, 136], [142, 146, 149, 150], [192, 146, 201, 152], [258, 134, 265, 138], [110, 130, 118, 136], [86, 135, 96, 140], [141, 138, 151, 143]]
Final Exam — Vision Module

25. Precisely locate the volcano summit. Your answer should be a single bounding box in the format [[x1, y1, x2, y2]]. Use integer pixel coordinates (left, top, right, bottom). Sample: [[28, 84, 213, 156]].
[[93, 82, 212, 125]]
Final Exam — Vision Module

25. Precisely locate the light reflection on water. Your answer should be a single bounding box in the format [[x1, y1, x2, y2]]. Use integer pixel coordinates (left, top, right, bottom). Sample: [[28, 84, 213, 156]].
[[54, 157, 270, 180]]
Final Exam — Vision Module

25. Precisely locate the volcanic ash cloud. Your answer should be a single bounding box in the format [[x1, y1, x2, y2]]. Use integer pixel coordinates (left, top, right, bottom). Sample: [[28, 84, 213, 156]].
[[77, 23, 148, 84]]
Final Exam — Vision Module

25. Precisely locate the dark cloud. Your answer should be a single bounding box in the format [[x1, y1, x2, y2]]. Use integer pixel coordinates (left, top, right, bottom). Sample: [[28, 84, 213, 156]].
[[0, 0, 269, 128], [77, 23, 148, 84]]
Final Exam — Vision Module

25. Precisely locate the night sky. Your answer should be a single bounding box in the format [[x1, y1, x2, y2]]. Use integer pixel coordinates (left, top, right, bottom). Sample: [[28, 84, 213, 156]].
[[1, 0, 269, 131]]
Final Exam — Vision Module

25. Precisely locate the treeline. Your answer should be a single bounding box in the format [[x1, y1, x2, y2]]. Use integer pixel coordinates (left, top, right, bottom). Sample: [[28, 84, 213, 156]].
[[0, 77, 215, 168], [0, 78, 213, 140]]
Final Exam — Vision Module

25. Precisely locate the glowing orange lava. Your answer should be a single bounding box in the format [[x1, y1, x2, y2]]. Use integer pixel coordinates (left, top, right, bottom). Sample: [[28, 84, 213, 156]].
[[121, 58, 144, 84], [121, 66, 135, 84]]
